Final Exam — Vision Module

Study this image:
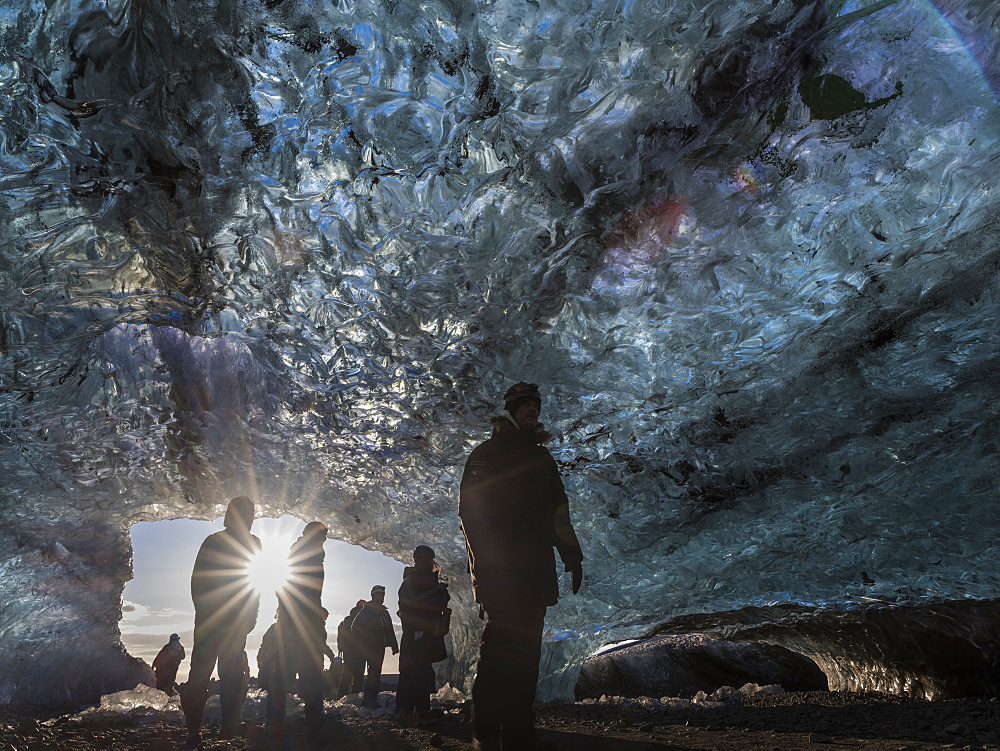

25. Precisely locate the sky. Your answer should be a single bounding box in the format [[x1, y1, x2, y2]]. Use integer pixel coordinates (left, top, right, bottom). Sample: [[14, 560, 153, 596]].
[[121, 516, 406, 682]]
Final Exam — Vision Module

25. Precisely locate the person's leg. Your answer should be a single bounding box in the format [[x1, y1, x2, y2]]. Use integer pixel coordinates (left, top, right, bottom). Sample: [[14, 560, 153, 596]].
[[396, 667, 415, 715], [299, 647, 326, 738], [266, 654, 289, 725], [335, 660, 351, 698], [497, 602, 547, 748], [165, 667, 180, 696], [414, 656, 435, 714], [181, 616, 220, 736], [336, 652, 361, 697], [472, 605, 507, 745], [396, 632, 415, 715], [217, 630, 250, 736], [350, 654, 365, 693], [362, 651, 385, 707]]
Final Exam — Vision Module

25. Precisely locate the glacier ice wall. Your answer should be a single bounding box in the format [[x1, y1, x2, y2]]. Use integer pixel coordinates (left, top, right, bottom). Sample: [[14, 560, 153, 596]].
[[3, 0, 1000, 704]]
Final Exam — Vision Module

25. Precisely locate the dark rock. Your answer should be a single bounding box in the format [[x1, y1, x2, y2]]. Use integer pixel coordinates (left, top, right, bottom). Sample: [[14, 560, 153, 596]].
[[576, 633, 827, 699], [16, 717, 40, 734], [648, 598, 1000, 699]]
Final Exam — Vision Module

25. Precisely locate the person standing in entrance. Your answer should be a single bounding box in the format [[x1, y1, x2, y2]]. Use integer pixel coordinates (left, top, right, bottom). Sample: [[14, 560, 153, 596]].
[[267, 521, 328, 740], [152, 633, 185, 696], [459, 382, 584, 751], [395, 545, 450, 726], [351, 584, 399, 707], [337, 600, 366, 699], [335, 599, 368, 698], [181, 496, 262, 746]]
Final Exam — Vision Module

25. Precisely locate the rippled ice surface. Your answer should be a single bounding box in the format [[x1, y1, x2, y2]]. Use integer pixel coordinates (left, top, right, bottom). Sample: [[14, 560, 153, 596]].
[[3, 0, 1000, 700]]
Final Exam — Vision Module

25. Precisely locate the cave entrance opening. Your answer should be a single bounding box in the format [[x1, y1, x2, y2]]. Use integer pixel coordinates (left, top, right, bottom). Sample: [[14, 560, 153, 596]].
[[121, 516, 405, 683]]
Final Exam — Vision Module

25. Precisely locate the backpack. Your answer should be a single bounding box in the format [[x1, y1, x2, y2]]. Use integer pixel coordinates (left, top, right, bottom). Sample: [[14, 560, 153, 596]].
[[350, 606, 378, 640]]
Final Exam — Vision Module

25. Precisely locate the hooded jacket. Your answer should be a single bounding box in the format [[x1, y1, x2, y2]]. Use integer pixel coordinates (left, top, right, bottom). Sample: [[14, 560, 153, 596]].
[[459, 414, 583, 608], [153, 639, 185, 675]]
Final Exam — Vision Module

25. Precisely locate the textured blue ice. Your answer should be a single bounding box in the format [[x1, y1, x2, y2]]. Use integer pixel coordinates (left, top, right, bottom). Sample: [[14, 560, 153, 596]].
[[2, 0, 1000, 703]]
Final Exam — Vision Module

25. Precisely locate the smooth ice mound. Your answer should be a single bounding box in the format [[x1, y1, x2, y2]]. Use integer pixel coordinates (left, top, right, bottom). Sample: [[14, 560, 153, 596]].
[[3, 0, 1000, 704]]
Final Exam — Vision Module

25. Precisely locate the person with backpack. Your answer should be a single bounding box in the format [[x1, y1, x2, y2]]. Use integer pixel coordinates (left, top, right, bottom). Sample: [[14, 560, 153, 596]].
[[395, 545, 450, 727], [351, 584, 399, 708], [335, 600, 367, 698]]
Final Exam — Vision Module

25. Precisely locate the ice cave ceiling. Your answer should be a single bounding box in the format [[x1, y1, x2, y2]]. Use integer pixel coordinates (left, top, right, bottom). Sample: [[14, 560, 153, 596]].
[[2, 0, 1000, 705]]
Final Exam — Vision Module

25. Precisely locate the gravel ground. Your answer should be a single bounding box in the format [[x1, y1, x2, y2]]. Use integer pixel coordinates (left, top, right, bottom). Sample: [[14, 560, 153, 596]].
[[1, 691, 998, 750]]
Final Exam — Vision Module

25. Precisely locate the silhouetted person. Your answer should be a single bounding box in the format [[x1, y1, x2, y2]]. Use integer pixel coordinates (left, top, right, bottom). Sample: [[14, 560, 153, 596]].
[[181, 496, 262, 746], [351, 584, 399, 708], [335, 599, 367, 698], [267, 521, 328, 740], [395, 545, 450, 726], [318, 607, 338, 696], [152, 633, 185, 696], [460, 382, 584, 751], [257, 617, 278, 693]]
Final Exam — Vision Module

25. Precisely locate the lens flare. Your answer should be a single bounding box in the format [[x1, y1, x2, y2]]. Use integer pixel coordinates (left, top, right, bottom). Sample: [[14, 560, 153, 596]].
[[247, 530, 294, 595]]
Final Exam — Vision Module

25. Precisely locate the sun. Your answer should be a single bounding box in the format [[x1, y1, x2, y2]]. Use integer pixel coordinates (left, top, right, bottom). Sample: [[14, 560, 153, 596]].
[[247, 527, 296, 595]]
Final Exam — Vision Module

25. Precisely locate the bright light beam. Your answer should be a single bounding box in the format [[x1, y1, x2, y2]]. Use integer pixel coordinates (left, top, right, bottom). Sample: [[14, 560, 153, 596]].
[[247, 529, 295, 596]]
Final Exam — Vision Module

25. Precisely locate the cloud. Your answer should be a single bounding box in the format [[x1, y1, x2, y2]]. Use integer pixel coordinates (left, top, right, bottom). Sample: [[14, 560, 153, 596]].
[[120, 601, 192, 627]]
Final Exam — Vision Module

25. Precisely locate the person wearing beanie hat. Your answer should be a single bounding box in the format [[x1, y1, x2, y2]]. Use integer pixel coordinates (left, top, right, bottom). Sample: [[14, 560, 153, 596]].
[[460, 382, 584, 751], [503, 381, 541, 413], [152, 633, 185, 696], [395, 544, 450, 726], [182, 496, 262, 746], [350, 582, 399, 707]]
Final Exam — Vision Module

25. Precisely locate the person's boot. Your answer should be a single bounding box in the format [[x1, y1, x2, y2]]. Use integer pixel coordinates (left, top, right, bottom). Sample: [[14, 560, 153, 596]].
[[178, 683, 205, 748]]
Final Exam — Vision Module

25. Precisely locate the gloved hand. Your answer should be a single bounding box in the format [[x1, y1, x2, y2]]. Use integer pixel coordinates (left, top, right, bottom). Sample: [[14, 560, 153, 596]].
[[569, 560, 583, 594]]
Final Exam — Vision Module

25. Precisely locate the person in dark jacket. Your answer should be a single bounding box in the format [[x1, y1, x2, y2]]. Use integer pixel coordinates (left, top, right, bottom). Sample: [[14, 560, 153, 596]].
[[459, 382, 584, 751], [351, 584, 399, 708], [267, 521, 328, 740], [181, 496, 262, 746], [152, 633, 185, 696], [335, 599, 367, 698], [395, 545, 451, 726]]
